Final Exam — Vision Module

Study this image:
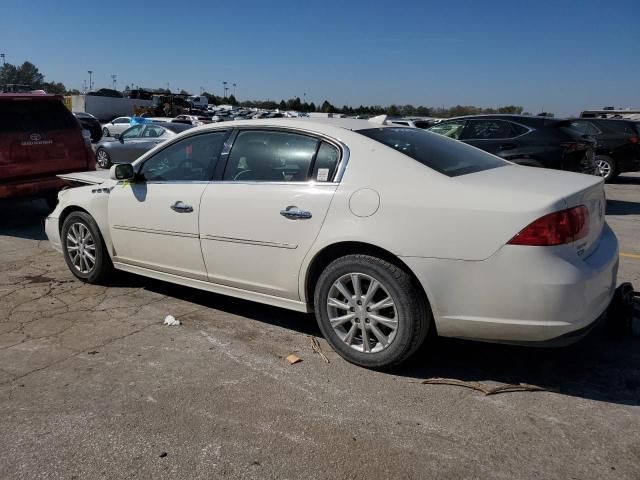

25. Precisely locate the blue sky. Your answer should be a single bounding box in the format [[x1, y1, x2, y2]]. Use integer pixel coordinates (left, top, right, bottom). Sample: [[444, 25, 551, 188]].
[[1, 0, 638, 115]]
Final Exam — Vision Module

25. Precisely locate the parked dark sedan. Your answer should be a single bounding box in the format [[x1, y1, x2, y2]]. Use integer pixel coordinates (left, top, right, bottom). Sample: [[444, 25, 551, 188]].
[[73, 111, 102, 142], [94, 122, 192, 168], [428, 115, 598, 175], [565, 118, 640, 181]]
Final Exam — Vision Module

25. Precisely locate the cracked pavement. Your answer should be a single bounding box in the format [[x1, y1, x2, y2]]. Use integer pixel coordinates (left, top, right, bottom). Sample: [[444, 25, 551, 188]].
[[0, 174, 639, 479]]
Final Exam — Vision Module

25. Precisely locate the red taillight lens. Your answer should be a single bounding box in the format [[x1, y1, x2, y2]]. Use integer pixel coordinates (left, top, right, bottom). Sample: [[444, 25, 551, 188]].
[[628, 136, 639, 144], [508, 206, 589, 246]]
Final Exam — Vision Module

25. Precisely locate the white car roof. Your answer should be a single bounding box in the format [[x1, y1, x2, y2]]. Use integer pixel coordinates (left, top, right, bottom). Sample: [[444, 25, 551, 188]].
[[189, 117, 393, 135]]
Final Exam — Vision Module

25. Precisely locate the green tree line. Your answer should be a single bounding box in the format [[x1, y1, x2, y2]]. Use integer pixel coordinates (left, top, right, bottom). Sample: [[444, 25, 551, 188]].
[[2, 60, 523, 117]]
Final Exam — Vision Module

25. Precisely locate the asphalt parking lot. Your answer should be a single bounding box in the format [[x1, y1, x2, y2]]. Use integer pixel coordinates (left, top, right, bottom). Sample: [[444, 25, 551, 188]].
[[1, 174, 639, 479]]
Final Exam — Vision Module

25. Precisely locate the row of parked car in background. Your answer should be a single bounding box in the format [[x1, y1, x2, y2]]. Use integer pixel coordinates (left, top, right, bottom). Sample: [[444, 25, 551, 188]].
[[2, 92, 639, 211]]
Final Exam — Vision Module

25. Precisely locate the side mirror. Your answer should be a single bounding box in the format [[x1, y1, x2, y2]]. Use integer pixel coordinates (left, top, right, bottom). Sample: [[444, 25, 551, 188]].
[[109, 163, 135, 181]]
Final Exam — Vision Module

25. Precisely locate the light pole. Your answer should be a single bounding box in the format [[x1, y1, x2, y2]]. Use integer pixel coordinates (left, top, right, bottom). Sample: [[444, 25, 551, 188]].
[[87, 70, 93, 91], [223, 81, 228, 99], [166, 82, 170, 93], [200, 86, 204, 95], [233, 83, 236, 97], [0, 53, 5, 65], [111, 74, 117, 90]]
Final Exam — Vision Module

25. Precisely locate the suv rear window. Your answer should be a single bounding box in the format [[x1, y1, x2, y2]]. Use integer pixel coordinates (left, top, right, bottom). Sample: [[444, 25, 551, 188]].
[[359, 127, 506, 177], [0, 99, 78, 132]]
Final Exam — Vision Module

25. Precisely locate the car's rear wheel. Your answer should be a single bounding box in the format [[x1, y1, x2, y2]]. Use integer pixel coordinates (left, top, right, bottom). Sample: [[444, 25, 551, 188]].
[[102, 127, 110, 138], [96, 148, 111, 169], [314, 254, 430, 369], [61, 212, 113, 284], [595, 155, 617, 182]]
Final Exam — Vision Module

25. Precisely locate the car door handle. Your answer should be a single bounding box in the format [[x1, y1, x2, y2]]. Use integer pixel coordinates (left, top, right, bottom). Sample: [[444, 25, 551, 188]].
[[170, 201, 193, 213], [499, 144, 516, 150], [280, 206, 312, 220]]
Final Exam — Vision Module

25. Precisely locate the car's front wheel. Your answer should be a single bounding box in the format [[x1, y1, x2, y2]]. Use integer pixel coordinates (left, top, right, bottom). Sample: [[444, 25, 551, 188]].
[[96, 148, 111, 169], [61, 212, 113, 284], [314, 254, 430, 369], [595, 155, 617, 182], [102, 127, 110, 138]]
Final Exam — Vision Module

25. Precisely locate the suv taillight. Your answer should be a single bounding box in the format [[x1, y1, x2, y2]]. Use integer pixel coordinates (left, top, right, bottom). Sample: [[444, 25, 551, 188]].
[[508, 206, 589, 246], [628, 136, 639, 144]]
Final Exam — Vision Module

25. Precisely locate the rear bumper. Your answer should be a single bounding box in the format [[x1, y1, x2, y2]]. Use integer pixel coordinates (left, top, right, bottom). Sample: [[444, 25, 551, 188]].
[[402, 223, 619, 344], [0, 176, 65, 200]]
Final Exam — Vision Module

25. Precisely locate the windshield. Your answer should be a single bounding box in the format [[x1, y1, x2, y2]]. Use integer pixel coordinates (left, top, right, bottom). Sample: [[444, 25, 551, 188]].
[[358, 127, 506, 177]]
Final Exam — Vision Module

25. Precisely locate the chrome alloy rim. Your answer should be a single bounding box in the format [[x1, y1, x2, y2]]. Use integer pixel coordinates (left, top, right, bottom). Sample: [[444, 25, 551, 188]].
[[66, 222, 96, 274], [596, 158, 611, 178], [327, 273, 398, 353], [96, 149, 109, 168]]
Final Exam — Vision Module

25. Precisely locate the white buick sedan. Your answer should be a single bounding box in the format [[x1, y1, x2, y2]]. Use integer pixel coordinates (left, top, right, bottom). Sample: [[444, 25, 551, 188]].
[[45, 117, 619, 368]]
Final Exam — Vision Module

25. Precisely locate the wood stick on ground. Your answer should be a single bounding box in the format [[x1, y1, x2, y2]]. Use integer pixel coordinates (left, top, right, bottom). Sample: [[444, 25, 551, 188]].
[[309, 336, 330, 363], [421, 378, 545, 396]]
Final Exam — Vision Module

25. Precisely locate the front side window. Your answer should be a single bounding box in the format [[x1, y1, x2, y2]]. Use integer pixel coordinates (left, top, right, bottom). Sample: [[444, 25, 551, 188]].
[[114, 117, 130, 124], [138, 131, 228, 182], [121, 125, 143, 139], [223, 130, 319, 182], [462, 120, 514, 140], [428, 120, 466, 139], [142, 125, 165, 138], [359, 127, 506, 177], [567, 121, 600, 136]]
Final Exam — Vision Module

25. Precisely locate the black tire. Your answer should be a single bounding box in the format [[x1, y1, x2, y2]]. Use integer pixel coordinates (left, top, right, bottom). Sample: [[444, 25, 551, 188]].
[[61, 211, 113, 284], [96, 148, 111, 169], [595, 155, 616, 182], [314, 254, 430, 369], [102, 127, 110, 138]]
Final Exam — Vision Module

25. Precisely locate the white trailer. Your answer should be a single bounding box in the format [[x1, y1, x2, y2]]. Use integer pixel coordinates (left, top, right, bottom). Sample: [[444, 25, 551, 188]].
[[67, 95, 153, 121]]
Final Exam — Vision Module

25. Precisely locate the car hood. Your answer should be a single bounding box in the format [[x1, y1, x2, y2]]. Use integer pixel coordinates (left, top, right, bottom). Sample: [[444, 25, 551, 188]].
[[57, 170, 111, 185]]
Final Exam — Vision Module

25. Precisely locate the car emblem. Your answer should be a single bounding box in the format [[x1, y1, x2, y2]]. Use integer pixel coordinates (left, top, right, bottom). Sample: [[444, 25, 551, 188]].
[[29, 133, 41, 141]]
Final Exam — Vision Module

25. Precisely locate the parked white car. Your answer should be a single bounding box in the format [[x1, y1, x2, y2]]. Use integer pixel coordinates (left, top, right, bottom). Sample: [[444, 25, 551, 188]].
[[101, 117, 132, 137], [45, 117, 619, 368]]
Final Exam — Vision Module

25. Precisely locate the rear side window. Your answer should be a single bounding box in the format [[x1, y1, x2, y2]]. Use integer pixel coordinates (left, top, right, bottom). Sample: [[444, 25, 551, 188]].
[[0, 99, 78, 133], [461, 120, 514, 140], [224, 130, 319, 182], [359, 127, 506, 177], [312, 142, 340, 182], [566, 121, 601, 135]]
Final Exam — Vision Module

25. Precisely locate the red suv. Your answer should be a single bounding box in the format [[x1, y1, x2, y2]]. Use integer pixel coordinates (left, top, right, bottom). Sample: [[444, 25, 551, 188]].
[[0, 94, 96, 207]]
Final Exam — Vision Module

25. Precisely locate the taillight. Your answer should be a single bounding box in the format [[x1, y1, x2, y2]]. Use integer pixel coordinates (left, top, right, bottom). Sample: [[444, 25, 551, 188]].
[[508, 206, 589, 246], [560, 142, 590, 152], [629, 136, 639, 144]]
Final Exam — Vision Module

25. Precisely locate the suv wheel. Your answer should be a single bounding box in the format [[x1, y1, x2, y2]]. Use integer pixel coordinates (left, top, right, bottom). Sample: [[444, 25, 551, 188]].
[[314, 254, 430, 369], [595, 155, 616, 182], [96, 148, 111, 169], [61, 212, 113, 284]]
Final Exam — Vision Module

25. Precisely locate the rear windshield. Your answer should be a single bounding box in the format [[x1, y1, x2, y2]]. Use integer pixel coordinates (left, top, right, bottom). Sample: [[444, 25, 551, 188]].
[[0, 99, 78, 133], [358, 127, 506, 177]]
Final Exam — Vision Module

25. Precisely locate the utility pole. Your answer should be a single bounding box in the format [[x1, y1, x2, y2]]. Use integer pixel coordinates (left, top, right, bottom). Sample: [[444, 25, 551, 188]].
[[87, 70, 93, 91], [111, 74, 117, 90]]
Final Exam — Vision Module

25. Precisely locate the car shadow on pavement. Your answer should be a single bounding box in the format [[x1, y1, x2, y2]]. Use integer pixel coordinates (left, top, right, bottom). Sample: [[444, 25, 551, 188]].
[[612, 174, 640, 185], [0, 199, 50, 240], [607, 199, 640, 215], [118, 273, 640, 406], [396, 331, 640, 407]]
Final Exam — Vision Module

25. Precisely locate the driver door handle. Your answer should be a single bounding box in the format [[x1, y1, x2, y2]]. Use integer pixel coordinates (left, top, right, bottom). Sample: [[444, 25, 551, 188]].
[[280, 206, 312, 220], [170, 201, 193, 213]]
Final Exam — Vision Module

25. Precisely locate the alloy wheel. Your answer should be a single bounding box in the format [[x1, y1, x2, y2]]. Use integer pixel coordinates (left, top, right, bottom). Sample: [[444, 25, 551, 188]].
[[596, 158, 611, 179], [65, 222, 96, 274], [96, 149, 109, 168], [326, 272, 398, 353]]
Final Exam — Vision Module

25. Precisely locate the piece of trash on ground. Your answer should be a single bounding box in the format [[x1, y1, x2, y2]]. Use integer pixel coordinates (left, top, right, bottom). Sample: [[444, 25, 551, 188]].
[[286, 354, 302, 365], [421, 378, 545, 396], [163, 315, 181, 326], [309, 336, 330, 363]]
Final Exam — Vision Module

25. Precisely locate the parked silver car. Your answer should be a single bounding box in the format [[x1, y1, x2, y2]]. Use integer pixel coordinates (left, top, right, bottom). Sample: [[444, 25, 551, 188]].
[[95, 123, 193, 168]]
